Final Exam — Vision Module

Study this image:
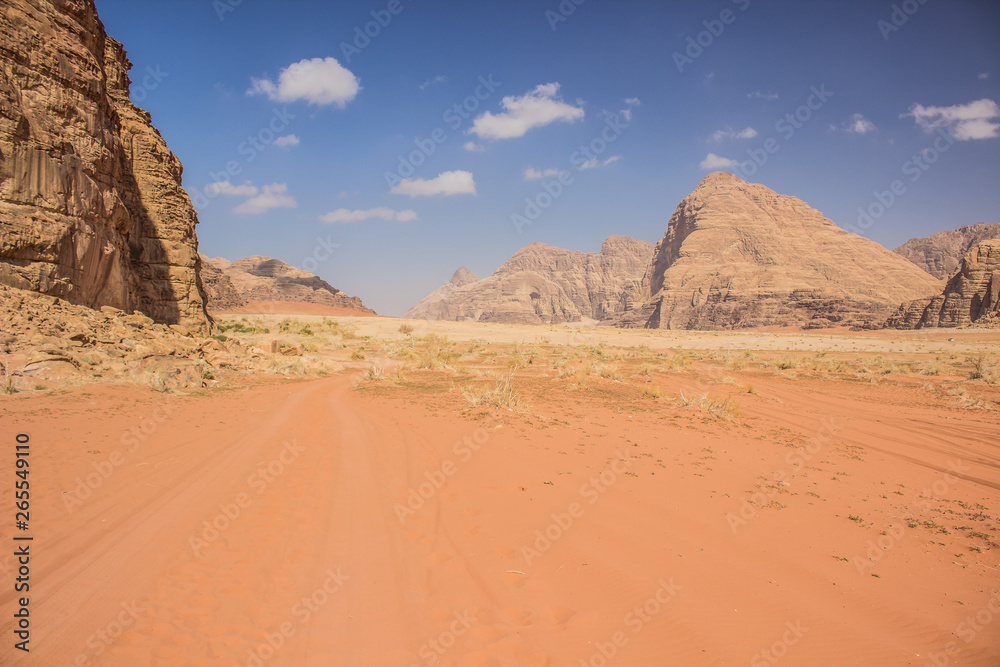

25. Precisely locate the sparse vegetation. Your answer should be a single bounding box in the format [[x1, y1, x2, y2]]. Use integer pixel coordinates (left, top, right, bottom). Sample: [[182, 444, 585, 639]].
[[461, 367, 523, 410]]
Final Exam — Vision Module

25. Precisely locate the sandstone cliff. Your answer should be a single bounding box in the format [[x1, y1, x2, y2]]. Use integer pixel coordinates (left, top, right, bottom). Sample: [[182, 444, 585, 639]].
[[617, 173, 943, 330], [0, 0, 209, 332], [885, 240, 1000, 329], [201, 255, 374, 314], [199, 256, 246, 311], [405, 236, 653, 324], [894, 222, 1000, 279]]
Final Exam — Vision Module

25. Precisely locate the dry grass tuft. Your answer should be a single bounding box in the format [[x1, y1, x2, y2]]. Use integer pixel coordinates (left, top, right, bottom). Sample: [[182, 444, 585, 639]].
[[461, 367, 523, 410], [678, 390, 741, 422]]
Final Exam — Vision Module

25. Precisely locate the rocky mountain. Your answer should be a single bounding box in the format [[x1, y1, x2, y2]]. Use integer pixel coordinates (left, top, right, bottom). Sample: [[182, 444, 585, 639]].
[[616, 172, 943, 330], [405, 268, 480, 320], [894, 222, 1000, 279], [0, 0, 210, 332], [199, 258, 246, 311], [200, 255, 374, 314], [405, 236, 653, 324], [885, 240, 1000, 329]]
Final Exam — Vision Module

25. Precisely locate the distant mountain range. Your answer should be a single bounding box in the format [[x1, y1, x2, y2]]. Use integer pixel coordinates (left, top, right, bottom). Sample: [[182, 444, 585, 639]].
[[409, 173, 961, 330]]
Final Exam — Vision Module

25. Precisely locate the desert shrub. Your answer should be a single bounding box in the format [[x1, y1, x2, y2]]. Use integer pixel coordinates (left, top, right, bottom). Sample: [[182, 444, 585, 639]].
[[461, 368, 523, 410], [678, 390, 740, 422], [642, 385, 665, 399], [399, 324, 415, 335], [967, 352, 999, 384], [588, 362, 623, 381]]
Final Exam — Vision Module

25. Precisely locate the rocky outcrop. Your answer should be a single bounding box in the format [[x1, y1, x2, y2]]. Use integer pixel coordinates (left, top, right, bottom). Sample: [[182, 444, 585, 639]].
[[894, 222, 1000, 279], [201, 255, 374, 314], [405, 236, 653, 324], [0, 285, 261, 391], [199, 256, 246, 311], [617, 172, 944, 330], [885, 240, 1000, 329], [405, 268, 480, 320], [0, 0, 210, 332]]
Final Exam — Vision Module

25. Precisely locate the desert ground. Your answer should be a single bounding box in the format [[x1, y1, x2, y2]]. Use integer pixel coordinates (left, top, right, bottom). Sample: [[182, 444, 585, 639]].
[[2, 312, 999, 666]]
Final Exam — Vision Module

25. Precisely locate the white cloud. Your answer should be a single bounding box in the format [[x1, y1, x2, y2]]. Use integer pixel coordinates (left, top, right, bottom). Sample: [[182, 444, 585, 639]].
[[749, 90, 779, 101], [206, 181, 258, 197], [463, 141, 486, 152], [469, 83, 584, 140], [903, 98, 1000, 140], [979, 73, 990, 80], [580, 155, 622, 170], [524, 167, 563, 181], [712, 127, 758, 142], [320, 207, 418, 224], [420, 75, 447, 90], [700, 153, 740, 170], [274, 134, 300, 148], [391, 170, 477, 197], [625, 97, 641, 106], [233, 183, 298, 215], [845, 113, 877, 134], [249, 57, 359, 108]]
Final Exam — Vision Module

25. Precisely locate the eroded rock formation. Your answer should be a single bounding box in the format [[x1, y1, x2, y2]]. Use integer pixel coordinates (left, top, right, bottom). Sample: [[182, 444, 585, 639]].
[[405, 236, 653, 324], [0, 0, 210, 332], [201, 255, 374, 314], [616, 172, 943, 330], [885, 240, 1000, 329], [894, 222, 1000, 279]]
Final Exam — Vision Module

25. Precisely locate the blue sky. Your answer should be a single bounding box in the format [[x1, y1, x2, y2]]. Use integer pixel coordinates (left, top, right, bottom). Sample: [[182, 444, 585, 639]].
[[95, 0, 999, 315]]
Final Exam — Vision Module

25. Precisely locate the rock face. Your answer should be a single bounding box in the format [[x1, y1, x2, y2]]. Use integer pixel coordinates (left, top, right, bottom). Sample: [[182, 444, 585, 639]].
[[885, 240, 1000, 329], [405, 236, 653, 324], [0, 0, 210, 332], [617, 172, 943, 330], [894, 222, 1000, 279], [199, 257, 246, 311], [201, 255, 374, 314]]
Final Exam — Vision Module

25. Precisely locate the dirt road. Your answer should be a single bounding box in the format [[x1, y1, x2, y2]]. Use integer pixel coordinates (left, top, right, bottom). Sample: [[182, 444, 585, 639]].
[[1, 369, 999, 666]]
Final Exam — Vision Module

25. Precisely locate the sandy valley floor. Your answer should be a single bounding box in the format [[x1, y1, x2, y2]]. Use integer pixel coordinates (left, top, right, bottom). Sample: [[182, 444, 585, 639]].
[[1, 315, 999, 666]]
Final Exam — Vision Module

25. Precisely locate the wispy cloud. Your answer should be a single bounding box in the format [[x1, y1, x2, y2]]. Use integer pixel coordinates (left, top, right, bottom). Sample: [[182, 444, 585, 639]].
[[749, 90, 779, 101], [712, 127, 757, 142], [903, 98, 1000, 140], [274, 134, 300, 148], [524, 167, 563, 181], [844, 113, 877, 134], [206, 181, 258, 197], [470, 83, 584, 140], [463, 141, 486, 152], [320, 207, 418, 224], [232, 183, 298, 215], [249, 57, 359, 107], [580, 155, 622, 170], [700, 153, 740, 170], [979, 72, 990, 80], [420, 75, 447, 90], [390, 170, 477, 197]]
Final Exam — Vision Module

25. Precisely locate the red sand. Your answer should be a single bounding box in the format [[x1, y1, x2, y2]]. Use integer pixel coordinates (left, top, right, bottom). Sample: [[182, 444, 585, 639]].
[[1, 357, 999, 666]]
